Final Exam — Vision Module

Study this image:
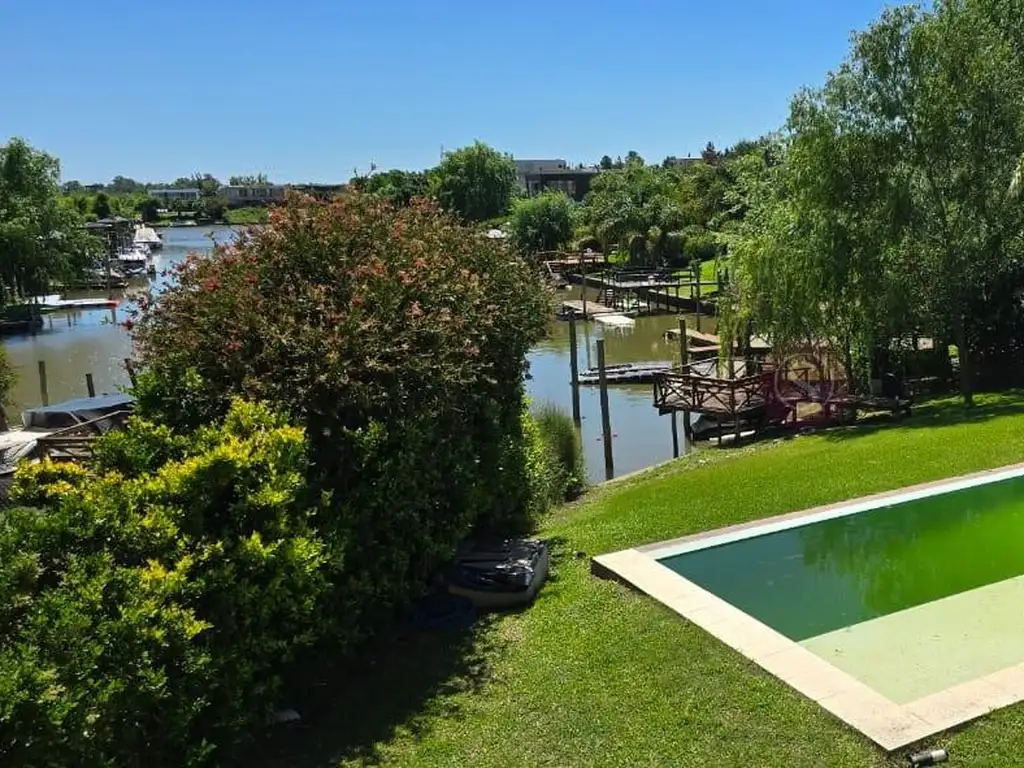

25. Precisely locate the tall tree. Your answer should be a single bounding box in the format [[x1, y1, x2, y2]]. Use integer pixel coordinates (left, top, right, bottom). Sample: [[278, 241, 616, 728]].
[[430, 142, 518, 222], [0, 138, 99, 306]]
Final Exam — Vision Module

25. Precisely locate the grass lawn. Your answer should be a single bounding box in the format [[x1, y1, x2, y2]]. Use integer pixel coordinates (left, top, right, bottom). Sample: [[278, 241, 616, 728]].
[[255, 392, 1024, 768]]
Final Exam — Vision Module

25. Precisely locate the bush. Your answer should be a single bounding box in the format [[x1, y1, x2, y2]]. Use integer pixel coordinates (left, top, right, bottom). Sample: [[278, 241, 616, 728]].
[[532, 402, 586, 500], [0, 400, 330, 766], [682, 229, 722, 264], [508, 191, 575, 254], [130, 192, 552, 659]]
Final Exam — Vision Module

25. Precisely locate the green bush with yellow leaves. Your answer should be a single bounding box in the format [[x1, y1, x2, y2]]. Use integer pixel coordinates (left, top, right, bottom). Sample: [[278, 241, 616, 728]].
[[0, 399, 333, 767]]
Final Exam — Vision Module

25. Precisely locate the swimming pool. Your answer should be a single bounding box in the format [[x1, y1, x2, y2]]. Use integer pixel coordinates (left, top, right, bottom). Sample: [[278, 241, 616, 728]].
[[593, 464, 1024, 751]]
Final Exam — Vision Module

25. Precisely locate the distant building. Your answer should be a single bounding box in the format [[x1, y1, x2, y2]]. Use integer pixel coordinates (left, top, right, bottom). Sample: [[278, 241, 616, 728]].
[[290, 182, 347, 200], [514, 159, 569, 190], [662, 156, 703, 169], [514, 159, 601, 201], [150, 188, 201, 203], [221, 184, 288, 207]]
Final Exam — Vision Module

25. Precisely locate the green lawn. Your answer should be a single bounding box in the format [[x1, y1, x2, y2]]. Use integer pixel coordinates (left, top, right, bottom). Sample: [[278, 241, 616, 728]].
[[255, 392, 1024, 768]]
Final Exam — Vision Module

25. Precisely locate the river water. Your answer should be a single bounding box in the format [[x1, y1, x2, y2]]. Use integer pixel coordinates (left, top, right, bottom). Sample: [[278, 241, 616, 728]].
[[3, 226, 715, 484]]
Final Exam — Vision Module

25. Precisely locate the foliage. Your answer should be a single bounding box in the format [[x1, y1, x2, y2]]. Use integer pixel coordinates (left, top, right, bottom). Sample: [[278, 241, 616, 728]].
[[225, 206, 270, 225], [728, 0, 1024, 401], [130, 192, 552, 663], [229, 174, 269, 185], [430, 142, 518, 222], [0, 138, 100, 305], [350, 169, 429, 207], [137, 196, 161, 222], [531, 401, 585, 500], [91, 192, 111, 219], [507, 191, 574, 254], [582, 163, 696, 259], [0, 400, 332, 766]]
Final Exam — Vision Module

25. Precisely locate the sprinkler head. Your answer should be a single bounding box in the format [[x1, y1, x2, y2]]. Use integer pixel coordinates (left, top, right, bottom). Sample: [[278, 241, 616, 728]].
[[908, 748, 948, 766]]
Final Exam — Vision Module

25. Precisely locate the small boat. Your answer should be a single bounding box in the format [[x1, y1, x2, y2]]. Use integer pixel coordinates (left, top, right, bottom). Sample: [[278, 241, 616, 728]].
[[133, 226, 163, 250], [117, 245, 151, 276]]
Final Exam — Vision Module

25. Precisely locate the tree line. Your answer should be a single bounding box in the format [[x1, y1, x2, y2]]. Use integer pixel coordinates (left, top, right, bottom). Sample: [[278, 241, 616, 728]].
[[723, 0, 1024, 404]]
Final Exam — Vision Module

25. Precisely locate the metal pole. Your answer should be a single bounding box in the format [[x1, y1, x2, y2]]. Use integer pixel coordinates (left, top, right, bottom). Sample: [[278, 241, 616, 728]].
[[597, 339, 614, 480]]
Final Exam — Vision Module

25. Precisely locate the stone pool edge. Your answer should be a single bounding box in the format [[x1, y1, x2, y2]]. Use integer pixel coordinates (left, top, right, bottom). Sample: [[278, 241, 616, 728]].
[[591, 462, 1024, 752]]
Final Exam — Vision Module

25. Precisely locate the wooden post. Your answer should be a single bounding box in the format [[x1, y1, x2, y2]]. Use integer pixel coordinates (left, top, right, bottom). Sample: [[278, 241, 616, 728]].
[[678, 317, 689, 367], [671, 411, 679, 458], [597, 338, 614, 480], [86, 373, 96, 397], [37, 361, 49, 406], [695, 294, 702, 332], [568, 315, 582, 426], [580, 255, 588, 320], [123, 358, 138, 388]]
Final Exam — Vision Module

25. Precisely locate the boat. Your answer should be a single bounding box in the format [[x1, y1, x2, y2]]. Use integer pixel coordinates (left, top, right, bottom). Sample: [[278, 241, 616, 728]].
[[116, 244, 151, 276], [133, 225, 163, 250]]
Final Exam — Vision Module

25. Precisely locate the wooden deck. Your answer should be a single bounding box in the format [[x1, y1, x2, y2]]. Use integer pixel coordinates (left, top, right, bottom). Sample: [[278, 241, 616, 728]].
[[560, 299, 618, 318], [653, 369, 770, 419]]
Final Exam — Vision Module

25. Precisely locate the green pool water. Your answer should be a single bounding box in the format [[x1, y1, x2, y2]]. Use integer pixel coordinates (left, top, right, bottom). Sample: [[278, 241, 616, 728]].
[[659, 473, 1024, 641]]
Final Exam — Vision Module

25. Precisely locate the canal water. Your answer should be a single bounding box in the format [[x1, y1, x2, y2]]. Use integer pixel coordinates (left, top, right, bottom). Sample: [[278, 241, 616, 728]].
[[3, 227, 715, 485]]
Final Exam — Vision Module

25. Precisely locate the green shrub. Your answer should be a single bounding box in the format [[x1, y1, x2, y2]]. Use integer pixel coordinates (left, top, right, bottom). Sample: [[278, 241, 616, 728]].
[[129, 192, 552, 662], [508, 191, 575, 254], [532, 401, 586, 501], [0, 400, 331, 766]]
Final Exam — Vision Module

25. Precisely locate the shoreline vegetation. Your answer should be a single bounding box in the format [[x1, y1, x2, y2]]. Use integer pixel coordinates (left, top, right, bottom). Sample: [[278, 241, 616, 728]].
[[5, 0, 1024, 764]]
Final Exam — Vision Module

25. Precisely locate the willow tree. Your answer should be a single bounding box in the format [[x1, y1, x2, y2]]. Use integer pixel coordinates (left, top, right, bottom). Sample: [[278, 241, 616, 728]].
[[730, 0, 1024, 401], [843, 2, 1024, 403]]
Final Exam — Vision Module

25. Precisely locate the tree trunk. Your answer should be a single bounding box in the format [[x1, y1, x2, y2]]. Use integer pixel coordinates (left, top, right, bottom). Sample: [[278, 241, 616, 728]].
[[956, 314, 974, 406]]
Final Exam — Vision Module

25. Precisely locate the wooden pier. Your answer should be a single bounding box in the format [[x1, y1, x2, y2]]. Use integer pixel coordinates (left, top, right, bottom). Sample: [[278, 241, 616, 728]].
[[560, 299, 618, 319], [577, 361, 674, 386]]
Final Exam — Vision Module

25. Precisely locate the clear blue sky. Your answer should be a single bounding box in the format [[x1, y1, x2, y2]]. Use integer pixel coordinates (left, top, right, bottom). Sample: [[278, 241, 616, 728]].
[[2, 0, 892, 185]]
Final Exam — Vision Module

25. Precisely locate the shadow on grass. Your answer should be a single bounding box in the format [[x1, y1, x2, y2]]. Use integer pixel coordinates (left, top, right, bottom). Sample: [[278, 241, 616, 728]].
[[238, 537, 571, 768], [803, 389, 1024, 444]]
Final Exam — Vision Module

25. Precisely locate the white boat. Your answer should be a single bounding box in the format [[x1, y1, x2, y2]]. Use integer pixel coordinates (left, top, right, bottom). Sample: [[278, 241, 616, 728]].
[[133, 226, 163, 250], [117, 245, 150, 275]]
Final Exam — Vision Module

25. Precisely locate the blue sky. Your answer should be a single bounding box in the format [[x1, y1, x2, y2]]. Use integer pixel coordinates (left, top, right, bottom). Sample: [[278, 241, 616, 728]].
[[2, 0, 892, 185]]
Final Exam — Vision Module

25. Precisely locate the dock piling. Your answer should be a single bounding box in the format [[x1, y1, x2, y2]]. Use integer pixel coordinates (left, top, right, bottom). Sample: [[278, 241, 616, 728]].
[[671, 411, 679, 458], [86, 373, 96, 398], [596, 339, 614, 480], [37, 361, 49, 406], [568, 316, 582, 425]]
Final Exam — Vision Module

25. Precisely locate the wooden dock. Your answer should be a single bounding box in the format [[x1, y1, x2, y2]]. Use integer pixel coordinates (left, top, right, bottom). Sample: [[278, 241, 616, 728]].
[[560, 299, 618, 319], [577, 361, 675, 386]]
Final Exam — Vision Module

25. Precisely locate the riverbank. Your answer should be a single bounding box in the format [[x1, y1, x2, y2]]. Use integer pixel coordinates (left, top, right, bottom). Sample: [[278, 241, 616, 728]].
[[251, 390, 1024, 767]]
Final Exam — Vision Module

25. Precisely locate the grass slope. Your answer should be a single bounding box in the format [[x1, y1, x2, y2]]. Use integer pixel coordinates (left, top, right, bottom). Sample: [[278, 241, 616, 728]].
[[257, 392, 1024, 768]]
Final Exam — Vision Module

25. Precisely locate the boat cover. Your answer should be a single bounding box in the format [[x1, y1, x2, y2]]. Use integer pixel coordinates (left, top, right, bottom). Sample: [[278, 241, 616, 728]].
[[21, 393, 134, 430]]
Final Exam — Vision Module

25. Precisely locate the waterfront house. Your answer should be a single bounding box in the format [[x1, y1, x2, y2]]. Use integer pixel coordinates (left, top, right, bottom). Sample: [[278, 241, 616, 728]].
[[149, 188, 201, 203], [514, 159, 601, 201], [221, 184, 288, 207]]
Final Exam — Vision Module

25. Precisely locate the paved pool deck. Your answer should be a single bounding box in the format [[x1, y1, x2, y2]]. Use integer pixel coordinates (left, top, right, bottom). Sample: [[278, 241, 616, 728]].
[[592, 462, 1024, 752]]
